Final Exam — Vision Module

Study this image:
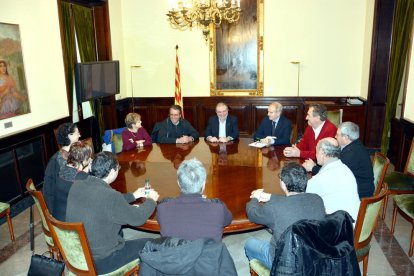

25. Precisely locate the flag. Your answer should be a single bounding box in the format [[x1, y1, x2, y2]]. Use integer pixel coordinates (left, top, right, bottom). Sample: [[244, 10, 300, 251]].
[[174, 45, 184, 118]]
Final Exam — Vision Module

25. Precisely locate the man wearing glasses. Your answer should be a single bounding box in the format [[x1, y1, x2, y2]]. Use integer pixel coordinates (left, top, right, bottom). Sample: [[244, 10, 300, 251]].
[[156, 104, 199, 144]]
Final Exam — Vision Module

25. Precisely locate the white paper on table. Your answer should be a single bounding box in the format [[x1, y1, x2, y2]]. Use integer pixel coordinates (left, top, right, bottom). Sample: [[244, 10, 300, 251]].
[[249, 141, 267, 148]]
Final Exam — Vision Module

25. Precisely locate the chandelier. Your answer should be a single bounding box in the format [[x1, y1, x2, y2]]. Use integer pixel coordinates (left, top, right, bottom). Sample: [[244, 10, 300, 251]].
[[167, 0, 242, 41]]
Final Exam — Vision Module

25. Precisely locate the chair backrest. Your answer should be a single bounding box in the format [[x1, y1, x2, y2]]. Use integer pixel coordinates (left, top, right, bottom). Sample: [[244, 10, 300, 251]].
[[25, 179, 53, 241], [372, 152, 390, 196], [327, 109, 343, 128], [354, 190, 388, 252], [46, 212, 97, 275], [404, 137, 414, 177], [290, 124, 298, 144], [151, 122, 161, 143]]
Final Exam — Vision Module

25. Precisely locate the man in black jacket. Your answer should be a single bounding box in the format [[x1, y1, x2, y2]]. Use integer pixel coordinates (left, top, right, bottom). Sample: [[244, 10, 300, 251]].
[[204, 102, 239, 143], [156, 104, 199, 144], [302, 121, 374, 198]]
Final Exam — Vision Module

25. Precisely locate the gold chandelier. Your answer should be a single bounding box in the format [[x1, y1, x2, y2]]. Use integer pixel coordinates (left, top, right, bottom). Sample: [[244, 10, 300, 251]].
[[167, 0, 242, 41]]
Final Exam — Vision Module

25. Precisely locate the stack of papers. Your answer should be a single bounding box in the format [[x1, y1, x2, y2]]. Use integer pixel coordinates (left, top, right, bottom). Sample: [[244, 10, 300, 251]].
[[249, 141, 267, 148]]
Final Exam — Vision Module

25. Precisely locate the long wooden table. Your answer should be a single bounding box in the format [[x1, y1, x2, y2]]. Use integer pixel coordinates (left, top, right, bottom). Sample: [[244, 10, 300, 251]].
[[112, 138, 298, 233]]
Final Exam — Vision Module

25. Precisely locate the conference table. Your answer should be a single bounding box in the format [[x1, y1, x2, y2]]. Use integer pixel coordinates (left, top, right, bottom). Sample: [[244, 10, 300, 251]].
[[112, 138, 300, 233]]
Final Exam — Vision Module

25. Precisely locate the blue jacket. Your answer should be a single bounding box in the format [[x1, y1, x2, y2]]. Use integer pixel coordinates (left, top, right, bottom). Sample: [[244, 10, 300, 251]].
[[254, 115, 292, 145], [204, 115, 239, 140]]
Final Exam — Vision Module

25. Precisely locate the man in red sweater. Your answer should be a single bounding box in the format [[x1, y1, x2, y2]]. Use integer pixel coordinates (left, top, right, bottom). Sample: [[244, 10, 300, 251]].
[[283, 103, 337, 160]]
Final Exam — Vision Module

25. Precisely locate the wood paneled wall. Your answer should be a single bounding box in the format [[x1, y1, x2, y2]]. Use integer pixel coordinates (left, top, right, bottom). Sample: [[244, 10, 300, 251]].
[[116, 96, 367, 141]]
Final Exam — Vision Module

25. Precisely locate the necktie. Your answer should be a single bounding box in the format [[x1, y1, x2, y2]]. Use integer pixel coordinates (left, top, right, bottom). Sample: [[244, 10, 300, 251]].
[[271, 121, 276, 136]]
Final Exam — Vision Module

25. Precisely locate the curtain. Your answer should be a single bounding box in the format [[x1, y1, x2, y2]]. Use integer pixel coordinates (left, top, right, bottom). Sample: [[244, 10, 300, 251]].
[[72, 5, 104, 147], [381, 0, 414, 154], [60, 2, 76, 117]]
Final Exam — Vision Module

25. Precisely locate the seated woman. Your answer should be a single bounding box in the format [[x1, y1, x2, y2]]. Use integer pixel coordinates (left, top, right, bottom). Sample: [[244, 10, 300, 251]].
[[43, 122, 81, 215], [122, 112, 152, 151], [244, 162, 326, 269], [53, 141, 92, 221]]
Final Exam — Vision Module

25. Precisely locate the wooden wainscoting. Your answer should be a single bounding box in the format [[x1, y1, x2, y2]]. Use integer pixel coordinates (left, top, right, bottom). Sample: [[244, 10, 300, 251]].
[[116, 96, 367, 141]]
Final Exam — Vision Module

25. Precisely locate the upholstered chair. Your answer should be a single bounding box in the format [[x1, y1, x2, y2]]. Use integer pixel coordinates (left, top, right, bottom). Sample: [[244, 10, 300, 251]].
[[354, 190, 388, 276], [25, 179, 60, 259], [45, 212, 139, 276], [391, 194, 414, 256], [382, 138, 414, 219], [327, 109, 343, 128], [372, 152, 390, 196], [0, 201, 15, 242]]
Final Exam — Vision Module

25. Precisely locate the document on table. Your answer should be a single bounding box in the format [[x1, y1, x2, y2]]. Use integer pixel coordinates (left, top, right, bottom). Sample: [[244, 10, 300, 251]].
[[249, 141, 267, 148]]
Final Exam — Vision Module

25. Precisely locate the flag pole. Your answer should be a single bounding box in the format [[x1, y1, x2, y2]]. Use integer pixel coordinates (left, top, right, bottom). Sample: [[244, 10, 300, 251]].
[[174, 45, 184, 118]]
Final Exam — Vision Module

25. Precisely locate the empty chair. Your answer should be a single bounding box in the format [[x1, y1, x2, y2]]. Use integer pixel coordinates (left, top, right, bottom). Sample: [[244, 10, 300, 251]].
[[372, 152, 390, 196], [391, 194, 414, 256], [25, 179, 60, 259], [327, 109, 343, 128], [0, 201, 15, 242], [46, 212, 139, 275], [382, 137, 414, 219], [102, 127, 125, 154], [354, 190, 388, 276]]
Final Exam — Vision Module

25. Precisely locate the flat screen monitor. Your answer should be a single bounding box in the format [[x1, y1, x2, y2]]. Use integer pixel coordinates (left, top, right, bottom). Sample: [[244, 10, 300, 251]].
[[75, 60, 120, 103]]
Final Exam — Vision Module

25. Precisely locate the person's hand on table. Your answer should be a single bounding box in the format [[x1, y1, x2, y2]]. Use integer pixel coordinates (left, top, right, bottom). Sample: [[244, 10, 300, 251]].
[[283, 144, 300, 157], [208, 136, 219, 143], [302, 158, 316, 172], [250, 188, 271, 202], [176, 135, 193, 144], [218, 137, 231, 143], [136, 140, 145, 147]]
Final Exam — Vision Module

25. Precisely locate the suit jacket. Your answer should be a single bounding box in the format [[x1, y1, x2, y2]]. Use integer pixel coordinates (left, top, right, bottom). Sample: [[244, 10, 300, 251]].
[[254, 115, 292, 145], [297, 120, 337, 160], [204, 115, 239, 140]]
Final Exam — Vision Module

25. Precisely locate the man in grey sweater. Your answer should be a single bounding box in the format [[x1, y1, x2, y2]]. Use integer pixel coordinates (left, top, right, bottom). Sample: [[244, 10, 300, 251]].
[[66, 152, 159, 274], [245, 162, 326, 269]]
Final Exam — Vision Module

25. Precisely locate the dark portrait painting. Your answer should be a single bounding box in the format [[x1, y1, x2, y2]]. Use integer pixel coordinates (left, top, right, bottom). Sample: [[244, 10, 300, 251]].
[[210, 0, 263, 96], [0, 23, 30, 120]]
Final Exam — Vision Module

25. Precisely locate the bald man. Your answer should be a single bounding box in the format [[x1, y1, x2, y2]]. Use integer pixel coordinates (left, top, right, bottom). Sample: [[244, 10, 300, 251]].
[[254, 102, 292, 145], [306, 138, 360, 221]]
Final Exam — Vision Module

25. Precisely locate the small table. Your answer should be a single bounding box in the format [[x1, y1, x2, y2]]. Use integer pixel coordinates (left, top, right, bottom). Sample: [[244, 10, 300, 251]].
[[112, 138, 298, 233]]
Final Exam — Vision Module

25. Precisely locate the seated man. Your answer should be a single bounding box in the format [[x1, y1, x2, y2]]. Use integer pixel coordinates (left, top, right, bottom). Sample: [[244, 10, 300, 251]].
[[254, 102, 292, 145], [156, 104, 199, 144], [156, 158, 232, 241], [303, 121, 374, 198], [66, 152, 159, 274], [205, 102, 239, 143], [245, 162, 325, 269], [284, 103, 336, 160], [306, 138, 360, 220]]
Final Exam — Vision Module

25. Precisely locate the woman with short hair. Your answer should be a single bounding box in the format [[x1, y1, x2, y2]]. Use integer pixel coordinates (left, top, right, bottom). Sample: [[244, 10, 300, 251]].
[[122, 112, 152, 151]]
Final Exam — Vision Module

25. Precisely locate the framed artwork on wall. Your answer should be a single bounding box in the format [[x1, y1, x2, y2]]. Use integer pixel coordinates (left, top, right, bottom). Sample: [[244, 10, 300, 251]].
[[209, 0, 264, 96], [0, 22, 30, 120]]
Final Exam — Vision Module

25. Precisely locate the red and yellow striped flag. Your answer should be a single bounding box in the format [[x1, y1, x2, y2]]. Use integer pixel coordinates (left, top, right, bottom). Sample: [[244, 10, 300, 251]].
[[174, 45, 184, 118]]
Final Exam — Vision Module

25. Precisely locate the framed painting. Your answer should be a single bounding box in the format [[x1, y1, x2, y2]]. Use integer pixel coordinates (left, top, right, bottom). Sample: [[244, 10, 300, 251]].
[[209, 0, 264, 96], [0, 23, 30, 120]]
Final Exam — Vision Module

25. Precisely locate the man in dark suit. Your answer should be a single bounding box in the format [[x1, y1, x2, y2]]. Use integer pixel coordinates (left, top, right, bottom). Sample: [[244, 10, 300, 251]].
[[205, 102, 239, 143], [302, 121, 374, 198], [254, 102, 292, 145]]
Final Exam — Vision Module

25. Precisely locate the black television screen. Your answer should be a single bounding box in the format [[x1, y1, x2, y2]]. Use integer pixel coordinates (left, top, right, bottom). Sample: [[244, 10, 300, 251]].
[[75, 61, 120, 102]]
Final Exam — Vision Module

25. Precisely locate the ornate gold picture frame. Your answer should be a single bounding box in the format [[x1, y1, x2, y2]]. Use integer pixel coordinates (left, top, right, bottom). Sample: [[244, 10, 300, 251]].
[[209, 0, 264, 96]]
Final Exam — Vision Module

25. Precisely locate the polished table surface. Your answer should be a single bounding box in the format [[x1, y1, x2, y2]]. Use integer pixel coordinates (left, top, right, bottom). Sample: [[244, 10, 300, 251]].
[[112, 138, 299, 233]]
